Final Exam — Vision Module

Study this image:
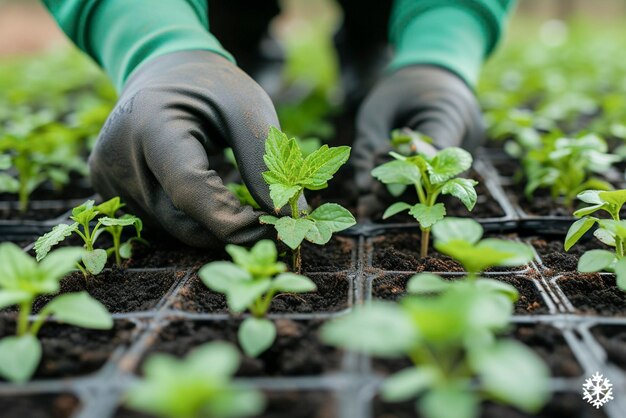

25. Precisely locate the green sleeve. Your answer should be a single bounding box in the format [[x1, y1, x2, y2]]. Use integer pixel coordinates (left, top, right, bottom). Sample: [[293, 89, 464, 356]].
[[388, 0, 516, 88], [42, 0, 233, 91]]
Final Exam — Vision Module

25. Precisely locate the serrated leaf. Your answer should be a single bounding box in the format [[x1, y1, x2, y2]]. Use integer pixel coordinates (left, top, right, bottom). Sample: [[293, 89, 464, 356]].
[[564, 217, 597, 251], [45, 292, 113, 329], [263, 127, 302, 185], [82, 249, 107, 275], [382, 202, 412, 219], [0, 335, 41, 383], [578, 249, 615, 272], [34, 223, 79, 261], [259, 215, 278, 225], [599, 189, 626, 208], [95, 197, 123, 217], [427, 147, 473, 184], [371, 160, 421, 185], [272, 273, 317, 293], [239, 317, 276, 357], [268, 183, 301, 210], [441, 178, 478, 210], [299, 145, 350, 189], [274, 217, 314, 250], [409, 203, 445, 228]]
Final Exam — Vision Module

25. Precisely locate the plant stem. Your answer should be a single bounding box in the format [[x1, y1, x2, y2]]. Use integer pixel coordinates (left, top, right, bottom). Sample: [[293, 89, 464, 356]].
[[17, 300, 32, 336], [289, 194, 303, 273], [112, 228, 122, 265], [420, 228, 430, 259]]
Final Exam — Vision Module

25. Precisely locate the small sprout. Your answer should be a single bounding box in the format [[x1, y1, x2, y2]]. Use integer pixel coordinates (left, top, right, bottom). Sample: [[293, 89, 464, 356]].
[[564, 189, 626, 290], [372, 137, 477, 258], [322, 280, 549, 418], [259, 126, 356, 272], [0, 243, 113, 383], [34, 197, 144, 276], [126, 342, 265, 418], [523, 133, 619, 208], [199, 240, 316, 357]]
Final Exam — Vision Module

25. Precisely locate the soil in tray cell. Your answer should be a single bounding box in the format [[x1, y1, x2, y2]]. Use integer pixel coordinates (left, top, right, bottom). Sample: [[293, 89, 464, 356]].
[[1, 393, 80, 418], [0, 319, 135, 380], [115, 390, 337, 418], [556, 273, 626, 316], [592, 325, 626, 370], [531, 237, 610, 273], [2, 268, 184, 314], [370, 274, 548, 315], [172, 272, 350, 314], [372, 324, 582, 378], [297, 237, 354, 272], [365, 171, 506, 223], [139, 319, 341, 377], [373, 392, 607, 418], [0, 205, 68, 221], [369, 232, 529, 273]]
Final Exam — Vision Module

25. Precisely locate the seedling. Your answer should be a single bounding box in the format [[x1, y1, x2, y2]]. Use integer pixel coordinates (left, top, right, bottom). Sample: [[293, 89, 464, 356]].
[[322, 282, 549, 418], [523, 133, 618, 208], [34, 198, 144, 276], [126, 342, 264, 418], [372, 144, 477, 258], [564, 189, 626, 290], [0, 243, 113, 383], [199, 240, 316, 357], [259, 127, 355, 272]]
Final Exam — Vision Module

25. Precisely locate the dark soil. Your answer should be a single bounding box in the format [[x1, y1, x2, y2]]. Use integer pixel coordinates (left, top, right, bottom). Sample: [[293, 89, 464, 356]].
[[369, 233, 529, 273], [531, 237, 609, 273], [0, 319, 135, 380], [489, 155, 521, 178], [2, 393, 80, 418], [122, 238, 228, 269], [115, 390, 337, 418], [373, 392, 607, 418], [0, 205, 68, 221], [592, 325, 626, 370], [298, 237, 354, 272], [140, 319, 341, 377], [370, 274, 548, 315], [369, 171, 506, 223], [3, 268, 183, 314], [556, 273, 626, 316], [172, 273, 350, 314]]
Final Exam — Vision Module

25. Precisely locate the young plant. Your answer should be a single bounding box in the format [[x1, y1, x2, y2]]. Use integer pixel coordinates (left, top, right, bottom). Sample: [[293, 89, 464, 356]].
[[564, 189, 626, 290], [199, 240, 316, 357], [522, 133, 619, 208], [259, 126, 355, 272], [322, 279, 549, 418], [0, 243, 113, 383], [34, 198, 143, 276], [371, 146, 477, 258], [126, 342, 264, 418]]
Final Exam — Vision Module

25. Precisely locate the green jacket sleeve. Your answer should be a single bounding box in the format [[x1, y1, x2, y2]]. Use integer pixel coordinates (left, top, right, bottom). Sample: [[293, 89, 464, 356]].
[[389, 0, 516, 88], [42, 0, 233, 91]]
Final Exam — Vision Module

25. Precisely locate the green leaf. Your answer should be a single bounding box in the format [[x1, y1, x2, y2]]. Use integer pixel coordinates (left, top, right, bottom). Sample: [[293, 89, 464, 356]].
[[371, 160, 421, 185], [573, 204, 605, 218], [34, 223, 79, 261], [0, 154, 11, 170], [272, 273, 317, 293], [613, 258, 626, 291], [263, 127, 302, 185], [478, 239, 534, 267], [238, 317, 276, 357], [259, 215, 279, 225], [435, 240, 518, 273], [381, 367, 437, 402], [321, 302, 418, 357], [268, 183, 301, 210], [70, 200, 98, 224], [578, 250, 615, 272], [564, 218, 597, 251], [419, 386, 478, 418], [409, 203, 446, 228], [207, 387, 265, 418], [427, 148, 473, 184], [577, 190, 604, 205], [0, 290, 31, 310], [185, 342, 240, 378], [119, 241, 132, 259], [299, 145, 350, 189], [0, 243, 41, 291], [45, 292, 113, 329], [382, 202, 412, 220], [475, 278, 519, 302], [95, 196, 123, 217], [274, 217, 314, 250], [306, 203, 355, 244], [431, 217, 483, 245], [82, 249, 107, 275], [99, 216, 137, 227], [441, 178, 478, 211], [199, 262, 251, 293], [599, 189, 626, 208], [406, 273, 451, 294], [472, 340, 549, 412], [594, 228, 616, 247], [0, 335, 41, 383], [0, 173, 19, 193], [387, 183, 407, 197], [227, 278, 272, 313]]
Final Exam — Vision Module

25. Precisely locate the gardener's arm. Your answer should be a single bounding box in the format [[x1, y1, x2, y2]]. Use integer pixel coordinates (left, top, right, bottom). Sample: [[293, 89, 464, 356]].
[[42, 0, 294, 248], [354, 0, 516, 192]]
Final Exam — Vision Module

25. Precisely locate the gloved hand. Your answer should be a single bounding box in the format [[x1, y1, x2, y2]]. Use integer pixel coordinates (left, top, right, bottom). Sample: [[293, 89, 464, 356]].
[[90, 50, 297, 248], [352, 65, 485, 216]]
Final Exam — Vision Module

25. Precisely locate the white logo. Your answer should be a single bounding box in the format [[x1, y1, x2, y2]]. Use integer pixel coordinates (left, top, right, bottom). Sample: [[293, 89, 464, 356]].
[[582, 372, 614, 409]]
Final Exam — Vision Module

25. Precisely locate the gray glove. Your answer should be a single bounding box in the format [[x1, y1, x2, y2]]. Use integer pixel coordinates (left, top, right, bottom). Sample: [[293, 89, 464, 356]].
[[353, 65, 485, 196], [90, 51, 292, 248]]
